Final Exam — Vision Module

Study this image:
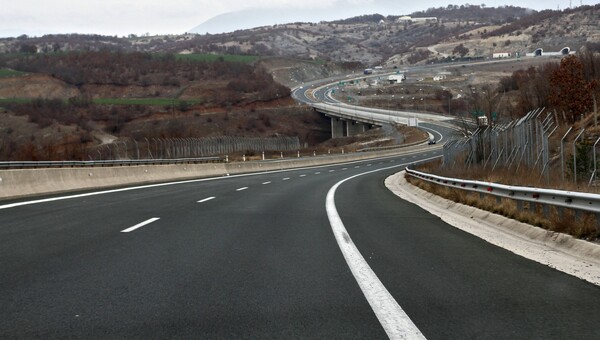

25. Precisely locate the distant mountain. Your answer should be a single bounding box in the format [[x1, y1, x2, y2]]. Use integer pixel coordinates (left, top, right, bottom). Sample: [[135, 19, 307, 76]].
[[3, 5, 598, 66], [189, 7, 376, 34], [189, 0, 409, 34]]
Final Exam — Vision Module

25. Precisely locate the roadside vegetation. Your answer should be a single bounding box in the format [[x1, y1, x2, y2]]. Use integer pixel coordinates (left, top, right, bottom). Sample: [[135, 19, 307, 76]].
[[0, 68, 25, 78], [406, 161, 600, 241]]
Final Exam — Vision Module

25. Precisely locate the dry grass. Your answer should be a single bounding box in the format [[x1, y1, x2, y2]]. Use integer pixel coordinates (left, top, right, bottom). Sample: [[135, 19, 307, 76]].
[[406, 174, 600, 241]]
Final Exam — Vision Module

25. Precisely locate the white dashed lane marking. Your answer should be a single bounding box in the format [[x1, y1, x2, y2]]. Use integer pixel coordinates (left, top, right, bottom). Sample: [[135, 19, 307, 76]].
[[198, 197, 216, 203], [121, 218, 160, 233], [262, 181, 271, 185], [236, 187, 248, 191], [282, 178, 290, 181]]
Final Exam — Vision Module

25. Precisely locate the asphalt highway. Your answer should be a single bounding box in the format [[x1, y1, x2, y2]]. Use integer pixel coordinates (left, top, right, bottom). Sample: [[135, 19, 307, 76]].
[[2, 148, 600, 338]]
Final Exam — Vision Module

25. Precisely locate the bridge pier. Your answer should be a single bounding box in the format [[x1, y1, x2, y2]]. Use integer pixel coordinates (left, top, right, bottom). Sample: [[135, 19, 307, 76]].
[[324, 113, 374, 139], [347, 121, 367, 136], [331, 118, 345, 138]]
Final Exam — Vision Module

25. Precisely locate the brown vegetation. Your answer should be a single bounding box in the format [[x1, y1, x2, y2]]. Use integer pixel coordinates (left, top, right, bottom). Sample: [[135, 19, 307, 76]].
[[406, 165, 599, 240]]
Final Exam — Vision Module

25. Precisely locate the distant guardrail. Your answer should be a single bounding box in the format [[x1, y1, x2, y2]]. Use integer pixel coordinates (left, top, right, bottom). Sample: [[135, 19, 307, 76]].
[[0, 157, 223, 169], [405, 168, 600, 222]]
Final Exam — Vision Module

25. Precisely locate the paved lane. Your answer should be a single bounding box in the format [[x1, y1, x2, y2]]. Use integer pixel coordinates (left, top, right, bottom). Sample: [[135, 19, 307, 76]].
[[336, 165, 600, 339], [2, 149, 600, 338]]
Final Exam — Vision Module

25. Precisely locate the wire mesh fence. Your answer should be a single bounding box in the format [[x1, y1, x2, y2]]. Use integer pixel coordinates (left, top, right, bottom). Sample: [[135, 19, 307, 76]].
[[92, 136, 301, 160], [443, 108, 600, 186], [443, 108, 558, 181]]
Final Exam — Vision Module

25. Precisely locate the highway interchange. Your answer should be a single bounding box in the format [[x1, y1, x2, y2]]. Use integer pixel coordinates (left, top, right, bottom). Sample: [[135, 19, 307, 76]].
[[2, 68, 600, 338]]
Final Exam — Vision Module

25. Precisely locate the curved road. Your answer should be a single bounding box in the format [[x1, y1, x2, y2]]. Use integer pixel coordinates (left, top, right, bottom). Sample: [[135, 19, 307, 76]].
[[2, 151, 600, 338], [2, 67, 600, 338]]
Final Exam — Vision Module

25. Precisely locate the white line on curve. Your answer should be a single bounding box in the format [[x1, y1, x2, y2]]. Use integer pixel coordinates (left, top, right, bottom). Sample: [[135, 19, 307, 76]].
[[198, 197, 215, 203], [121, 218, 160, 233], [236, 187, 248, 191], [0, 151, 436, 211], [325, 160, 442, 339], [262, 181, 272, 185]]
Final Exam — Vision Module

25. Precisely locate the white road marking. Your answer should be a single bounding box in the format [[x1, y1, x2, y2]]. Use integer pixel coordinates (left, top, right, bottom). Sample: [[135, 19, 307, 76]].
[[342, 168, 348, 170], [326, 168, 427, 340], [0, 152, 440, 211], [121, 218, 160, 233], [262, 181, 271, 185], [355, 166, 360, 168], [367, 164, 372, 167], [198, 197, 215, 203], [329, 170, 335, 172], [236, 187, 248, 191], [282, 177, 290, 181], [300, 174, 307, 177]]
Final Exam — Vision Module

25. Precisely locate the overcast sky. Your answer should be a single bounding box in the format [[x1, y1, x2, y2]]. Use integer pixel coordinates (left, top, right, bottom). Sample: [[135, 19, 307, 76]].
[[0, 0, 580, 38]]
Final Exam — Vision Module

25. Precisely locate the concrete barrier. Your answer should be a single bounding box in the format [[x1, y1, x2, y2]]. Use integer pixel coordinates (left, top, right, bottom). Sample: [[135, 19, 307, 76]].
[[0, 145, 435, 200]]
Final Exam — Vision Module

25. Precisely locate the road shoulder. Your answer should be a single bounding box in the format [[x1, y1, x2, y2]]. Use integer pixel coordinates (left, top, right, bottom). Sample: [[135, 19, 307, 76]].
[[386, 171, 600, 286]]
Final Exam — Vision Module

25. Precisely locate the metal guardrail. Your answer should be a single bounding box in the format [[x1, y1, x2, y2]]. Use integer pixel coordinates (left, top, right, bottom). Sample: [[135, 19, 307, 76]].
[[405, 167, 600, 216], [0, 157, 224, 169]]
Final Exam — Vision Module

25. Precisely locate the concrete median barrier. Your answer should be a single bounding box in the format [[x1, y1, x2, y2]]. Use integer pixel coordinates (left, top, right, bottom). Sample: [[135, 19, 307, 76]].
[[0, 143, 433, 200]]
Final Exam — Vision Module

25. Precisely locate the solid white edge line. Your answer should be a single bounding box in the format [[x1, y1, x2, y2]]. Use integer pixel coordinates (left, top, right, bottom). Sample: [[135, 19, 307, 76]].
[[0, 149, 441, 211], [324, 156, 440, 339], [198, 197, 216, 203], [121, 217, 160, 233]]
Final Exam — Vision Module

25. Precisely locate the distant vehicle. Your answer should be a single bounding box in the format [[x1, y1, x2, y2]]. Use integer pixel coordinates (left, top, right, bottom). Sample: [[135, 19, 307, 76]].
[[428, 138, 436, 145], [364, 68, 373, 75]]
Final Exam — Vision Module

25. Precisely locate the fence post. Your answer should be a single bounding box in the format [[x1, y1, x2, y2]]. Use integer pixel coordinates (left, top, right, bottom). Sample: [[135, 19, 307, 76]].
[[590, 137, 600, 186], [561, 127, 573, 181], [573, 129, 585, 184]]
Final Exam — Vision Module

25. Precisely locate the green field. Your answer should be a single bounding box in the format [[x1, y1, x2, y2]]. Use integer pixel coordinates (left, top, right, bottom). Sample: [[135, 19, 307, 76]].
[[0, 98, 31, 104], [92, 98, 202, 106], [0, 97, 202, 106], [174, 53, 259, 64], [0, 69, 26, 78]]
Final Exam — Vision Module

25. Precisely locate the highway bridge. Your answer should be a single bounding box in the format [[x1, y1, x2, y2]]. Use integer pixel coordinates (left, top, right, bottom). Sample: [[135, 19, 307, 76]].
[[1, 67, 600, 338]]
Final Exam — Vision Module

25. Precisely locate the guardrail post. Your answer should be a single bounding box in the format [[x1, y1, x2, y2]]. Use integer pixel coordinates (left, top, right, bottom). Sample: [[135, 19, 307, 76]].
[[557, 207, 564, 219], [516, 200, 523, 212], [575, 209, 582, 219]]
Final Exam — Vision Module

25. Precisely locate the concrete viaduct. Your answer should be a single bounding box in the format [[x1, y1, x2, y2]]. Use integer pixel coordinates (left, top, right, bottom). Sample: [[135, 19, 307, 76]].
[[312, 102, 452, 138]]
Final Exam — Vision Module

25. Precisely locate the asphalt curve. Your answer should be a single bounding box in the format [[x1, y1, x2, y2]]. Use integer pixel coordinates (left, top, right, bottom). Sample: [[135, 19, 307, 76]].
[[1, 150, 600, 338]]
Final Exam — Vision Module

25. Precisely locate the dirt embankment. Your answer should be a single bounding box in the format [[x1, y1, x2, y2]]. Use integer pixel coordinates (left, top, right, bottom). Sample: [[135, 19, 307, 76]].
[[0, 74, 79, 99]]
